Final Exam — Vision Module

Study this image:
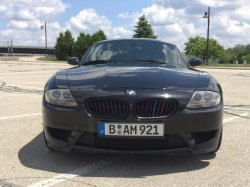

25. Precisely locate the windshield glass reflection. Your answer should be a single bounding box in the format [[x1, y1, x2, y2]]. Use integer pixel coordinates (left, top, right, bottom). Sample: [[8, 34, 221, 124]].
[[83, 40, 186, 67]]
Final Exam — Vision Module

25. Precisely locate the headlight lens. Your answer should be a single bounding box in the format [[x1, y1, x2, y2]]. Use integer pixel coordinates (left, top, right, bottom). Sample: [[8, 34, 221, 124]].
[[186, 91, 221, 109], [45, 89, 77, 107]]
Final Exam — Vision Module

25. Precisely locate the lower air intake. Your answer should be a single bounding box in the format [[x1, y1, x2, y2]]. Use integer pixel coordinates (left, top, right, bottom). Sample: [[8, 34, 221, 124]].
[[76, 133, 187, 150]]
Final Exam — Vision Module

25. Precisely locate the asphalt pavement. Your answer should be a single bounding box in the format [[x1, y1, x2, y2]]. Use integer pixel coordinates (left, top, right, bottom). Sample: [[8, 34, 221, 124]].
[[0, 59, 249, 187]]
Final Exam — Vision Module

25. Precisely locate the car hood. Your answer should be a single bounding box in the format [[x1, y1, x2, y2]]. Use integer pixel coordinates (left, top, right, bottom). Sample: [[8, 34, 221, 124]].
[[66, 63, 199, 91]]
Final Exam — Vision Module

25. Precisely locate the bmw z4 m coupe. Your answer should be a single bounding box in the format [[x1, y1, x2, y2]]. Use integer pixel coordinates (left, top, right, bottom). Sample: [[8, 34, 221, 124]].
[[43, 39, 223, 155]]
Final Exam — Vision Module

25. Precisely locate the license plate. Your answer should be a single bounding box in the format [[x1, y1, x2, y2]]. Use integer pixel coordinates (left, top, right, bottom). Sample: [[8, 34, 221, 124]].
[[98, 123, 164, 137]]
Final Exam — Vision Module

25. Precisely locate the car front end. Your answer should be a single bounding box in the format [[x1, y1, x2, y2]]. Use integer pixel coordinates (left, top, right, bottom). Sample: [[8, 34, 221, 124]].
[[42, 39, 223, 155]]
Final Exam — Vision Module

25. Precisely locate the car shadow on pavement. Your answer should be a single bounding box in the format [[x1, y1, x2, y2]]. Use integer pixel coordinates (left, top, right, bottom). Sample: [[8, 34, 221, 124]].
[[18, 133, 215, 178]]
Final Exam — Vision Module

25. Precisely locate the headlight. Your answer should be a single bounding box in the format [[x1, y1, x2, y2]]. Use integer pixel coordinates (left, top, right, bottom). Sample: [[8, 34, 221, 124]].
[[45, 89, 77, 107], [186, 91, 221, 109]]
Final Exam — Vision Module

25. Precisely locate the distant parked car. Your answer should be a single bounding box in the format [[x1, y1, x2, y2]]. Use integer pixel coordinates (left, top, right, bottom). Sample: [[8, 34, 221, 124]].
[[42, 39, 223, 155]]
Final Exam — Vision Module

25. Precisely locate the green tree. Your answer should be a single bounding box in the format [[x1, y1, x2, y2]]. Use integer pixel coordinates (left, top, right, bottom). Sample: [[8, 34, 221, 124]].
[[184, 36, 228, 63], [226, 44, 246, 59], [133, 14, 157, 39], [55, 30, 74, 60], [245, 44, 250, 55], [91, 30, 107, 44], [242, 54, 250, 64], [219, 51, 232, 64], [73, 33, 92, 59], [73, 30, 107, 59], [64, 30, 74, 57], [184, 36, 207, 61]]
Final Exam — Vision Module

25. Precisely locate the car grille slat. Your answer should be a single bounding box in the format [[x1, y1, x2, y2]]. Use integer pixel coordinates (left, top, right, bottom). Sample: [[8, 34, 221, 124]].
[[114, 100, 117, 116], [86, 99, 129, 119], [149, 100, 154, 116], [168, 102, 173, 115], [121, 102, 125, 113], [157, 100, 161, 116], [163, 101, 169, 116], [94, 101, 98, 114], [117, 101, 120, 115], [134, 99, 178, 119], [145, 101, 148, 117], [105, 100, 109, 115], [141, 101, 145, 117], [109, 100, 113, 115], [102, 100, 106, 116], [98, 100, 103, 115]]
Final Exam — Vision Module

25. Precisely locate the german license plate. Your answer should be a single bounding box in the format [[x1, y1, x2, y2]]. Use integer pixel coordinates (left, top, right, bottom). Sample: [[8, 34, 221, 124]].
[[98, 123, 164, 137]]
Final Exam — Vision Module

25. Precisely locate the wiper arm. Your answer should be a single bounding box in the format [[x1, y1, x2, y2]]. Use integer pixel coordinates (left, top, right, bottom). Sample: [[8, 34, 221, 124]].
[[83, 60, 119, 66], [127, 60, 166, 64]]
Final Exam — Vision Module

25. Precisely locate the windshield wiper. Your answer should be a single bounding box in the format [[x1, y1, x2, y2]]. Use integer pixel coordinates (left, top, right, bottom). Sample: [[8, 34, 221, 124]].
[[127, 60, 166, 64], [83, 60, 119, 66]]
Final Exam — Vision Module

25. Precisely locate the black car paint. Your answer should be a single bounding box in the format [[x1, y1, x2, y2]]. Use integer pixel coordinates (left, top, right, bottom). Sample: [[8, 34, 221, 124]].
[[43, 39, 223, 155]]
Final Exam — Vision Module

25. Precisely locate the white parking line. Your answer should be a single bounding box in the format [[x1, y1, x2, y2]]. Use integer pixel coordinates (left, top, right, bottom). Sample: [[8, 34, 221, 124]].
[[0, 94, 41, 97], [19, 82, 45, 85], [0, 72, 55, 75], [27, 113, 250, 187], [0, 75, 51, 79], [0, 113, 42, 120], [223, 112, 249, 123], [27, 157, 123, 187], [1, 83, 43, 90], [224, 107, 250, 111]]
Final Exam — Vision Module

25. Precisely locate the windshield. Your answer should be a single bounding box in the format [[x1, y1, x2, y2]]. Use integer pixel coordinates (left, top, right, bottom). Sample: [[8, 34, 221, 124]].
[[82, 40, 186, 67]]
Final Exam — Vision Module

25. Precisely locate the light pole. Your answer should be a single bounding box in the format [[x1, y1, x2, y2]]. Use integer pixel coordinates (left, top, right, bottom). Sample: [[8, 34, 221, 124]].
[[203, 7, 210, 65], [40, 22, 47, 57]]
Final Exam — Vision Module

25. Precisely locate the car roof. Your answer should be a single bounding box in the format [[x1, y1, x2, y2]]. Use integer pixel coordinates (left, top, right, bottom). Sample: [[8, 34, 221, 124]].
[[94, 38, 175, 46]]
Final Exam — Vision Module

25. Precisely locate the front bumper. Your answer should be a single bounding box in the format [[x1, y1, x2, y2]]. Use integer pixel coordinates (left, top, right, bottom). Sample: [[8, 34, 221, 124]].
[[42, 98, 223, 155]]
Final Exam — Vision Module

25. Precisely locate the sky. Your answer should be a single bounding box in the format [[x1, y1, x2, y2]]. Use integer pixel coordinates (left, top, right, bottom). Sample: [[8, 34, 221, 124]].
[[1, 0, 250, 51]]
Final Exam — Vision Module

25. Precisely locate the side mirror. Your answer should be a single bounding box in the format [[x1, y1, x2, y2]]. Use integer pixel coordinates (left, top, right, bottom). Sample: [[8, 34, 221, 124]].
[[67, 57, 79, 66], [188, 57, 202, 66]]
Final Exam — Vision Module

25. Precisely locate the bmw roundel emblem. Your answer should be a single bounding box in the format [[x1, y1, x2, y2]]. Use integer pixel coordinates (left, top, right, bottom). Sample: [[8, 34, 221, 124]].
[[127, 90, 136, 96]]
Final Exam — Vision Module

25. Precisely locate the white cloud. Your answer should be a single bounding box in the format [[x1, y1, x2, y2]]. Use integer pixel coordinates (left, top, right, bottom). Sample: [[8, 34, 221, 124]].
[[118, 12, 131, 19], [0, 0, 67, 46], [234, 5, 250, 20], [119, 0, 250, 49], [1, 21, 63, 46], [118, 12, 140, 19], [1, 0, 250, 49], [0, 3, 132, 46], [0, 0, 68, 21], [212, 14, 250, 45], [7, 20, 42, 30], [0, 5, 7, 12], [142, 5, 184, 25], [66, 8, 132, 39], [112, 27, 133, 38], [122, 4, 205, 50], [66, 9, 111, 33]]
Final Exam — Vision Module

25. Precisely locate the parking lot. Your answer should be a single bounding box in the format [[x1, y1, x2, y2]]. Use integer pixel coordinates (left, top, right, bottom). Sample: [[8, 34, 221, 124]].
[[0, 58, 250, 187]]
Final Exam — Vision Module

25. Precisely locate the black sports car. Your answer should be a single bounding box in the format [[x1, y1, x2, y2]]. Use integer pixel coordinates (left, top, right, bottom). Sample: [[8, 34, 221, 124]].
[[43, 39, 223, 155]]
